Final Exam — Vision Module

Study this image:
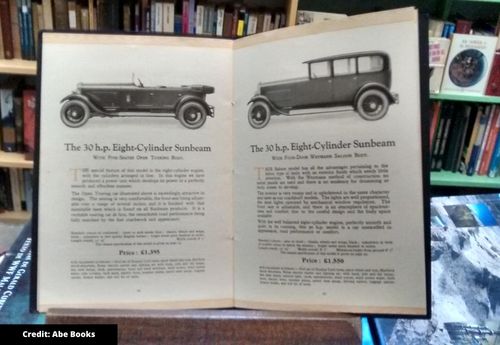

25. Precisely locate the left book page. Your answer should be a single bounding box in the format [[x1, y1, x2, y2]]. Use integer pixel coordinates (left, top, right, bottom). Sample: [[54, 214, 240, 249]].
[[35, 33, 234, 311]]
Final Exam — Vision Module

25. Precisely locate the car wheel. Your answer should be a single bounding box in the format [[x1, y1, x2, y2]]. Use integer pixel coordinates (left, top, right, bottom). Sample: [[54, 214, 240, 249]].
[[248, 101, 271, 129], [178, 102, 207, 129], [356, 89, 389, 121], [60, 100, 90, 128]]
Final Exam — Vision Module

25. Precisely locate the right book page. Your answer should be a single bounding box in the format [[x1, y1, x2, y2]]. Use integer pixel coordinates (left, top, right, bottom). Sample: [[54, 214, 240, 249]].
[[232, 7, 428, 315]]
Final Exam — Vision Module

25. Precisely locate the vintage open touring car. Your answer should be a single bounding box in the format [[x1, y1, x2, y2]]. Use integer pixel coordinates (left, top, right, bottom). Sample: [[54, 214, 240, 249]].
[[247, 51, 399, 129], [60, 78, 215, 129]]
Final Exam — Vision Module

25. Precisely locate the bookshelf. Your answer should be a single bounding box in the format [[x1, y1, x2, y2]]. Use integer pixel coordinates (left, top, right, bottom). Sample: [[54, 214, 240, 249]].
[[0, 59, 37, 76], [0, 0, 300, 223]]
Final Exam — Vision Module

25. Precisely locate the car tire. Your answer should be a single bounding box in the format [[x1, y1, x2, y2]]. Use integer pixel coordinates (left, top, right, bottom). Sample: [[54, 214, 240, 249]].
[[248, 101, 271, 129], [60, 100, 91, 128], [178, 101, 207, 129], [356, 89, 389, 121]]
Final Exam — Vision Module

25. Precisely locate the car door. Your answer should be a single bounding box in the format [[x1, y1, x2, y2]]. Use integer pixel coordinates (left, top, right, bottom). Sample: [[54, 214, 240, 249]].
[[331, 57, 358, 106], [293, 61, 333, 108]]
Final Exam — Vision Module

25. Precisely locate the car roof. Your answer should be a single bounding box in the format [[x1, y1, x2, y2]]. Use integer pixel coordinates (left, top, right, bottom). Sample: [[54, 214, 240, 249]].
[[303, 51, 389, 64]]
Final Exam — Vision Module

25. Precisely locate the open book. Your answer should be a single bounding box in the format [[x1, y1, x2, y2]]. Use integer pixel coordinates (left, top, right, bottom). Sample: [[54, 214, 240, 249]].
[[35, 7, 429, 316]]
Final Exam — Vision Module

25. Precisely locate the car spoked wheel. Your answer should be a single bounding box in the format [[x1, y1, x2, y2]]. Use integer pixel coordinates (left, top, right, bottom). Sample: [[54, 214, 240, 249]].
[[60, 100, 90, 128], [248, 101, 271, 129], [178, 101, 207, 129], [356, 89, 389, 121]]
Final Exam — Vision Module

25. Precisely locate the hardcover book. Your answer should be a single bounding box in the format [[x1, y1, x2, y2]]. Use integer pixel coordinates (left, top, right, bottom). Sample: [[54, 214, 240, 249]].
[[440, 34, 498, 95], [35, 8, 429, 316]]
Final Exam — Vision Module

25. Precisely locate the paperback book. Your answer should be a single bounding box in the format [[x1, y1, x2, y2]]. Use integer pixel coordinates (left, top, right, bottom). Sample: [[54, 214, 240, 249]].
[[35, 8, 429, 316]]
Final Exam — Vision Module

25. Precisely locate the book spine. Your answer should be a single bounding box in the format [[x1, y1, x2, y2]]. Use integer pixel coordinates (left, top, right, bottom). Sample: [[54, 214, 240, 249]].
[[53, 0, 69, 30], [485, 52, 500, 97], [474, 105, 493, 173], [188, 0, 195, 34], [42, 0, 53, 30], [68, 0, 77, 29], [81, 7, 89, 31], [18, 167, 25, 210], [195, 3, 204, 35], [0, 168, 12, 211], [0, 0, 14, 59], [431, 104, 446, 170], [23, 169, 32, 212], [215, 5, 224, 37], [181, 0, 188, 33], [467, 108, 489, 176], [22, 89, 35, 161], [478, 106, 500, 175], [453, 105, 472, 172], [163, 2, 174, 33], [8, 168, 21, 212], [9, 0, 22, 58], [155, 1, 163, 32], [89, 0, 96, 30], [488, 131, 500, 177], [0, 88, 17, 152], [435, 109, 452, 171], [13, 95, 22, 153]]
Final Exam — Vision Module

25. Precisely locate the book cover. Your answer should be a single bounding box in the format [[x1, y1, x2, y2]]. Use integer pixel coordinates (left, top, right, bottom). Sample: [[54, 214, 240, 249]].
[[441, 34, 498, 95], [36, 8, 429, 316], [428, 37, 450, 93], [375, 194, 500, 345], [0, 223, 45, 324]]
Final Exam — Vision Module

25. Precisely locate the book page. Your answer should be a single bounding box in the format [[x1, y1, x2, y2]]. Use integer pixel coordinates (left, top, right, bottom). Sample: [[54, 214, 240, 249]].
[[233, 8, 428, 315], [36, 33, 234, 311]]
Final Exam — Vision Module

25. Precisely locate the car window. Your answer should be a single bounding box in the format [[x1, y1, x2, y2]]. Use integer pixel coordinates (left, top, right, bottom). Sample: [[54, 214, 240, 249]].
[[333, 58, 357, 76], [358, 55, 384, 73], [310, 62, 331, 79]]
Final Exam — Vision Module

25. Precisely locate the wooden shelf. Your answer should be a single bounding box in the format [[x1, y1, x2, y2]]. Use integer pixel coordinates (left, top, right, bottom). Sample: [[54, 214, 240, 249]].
[[0, 59, 37, 76], [431, 171, 500, 188], [430, 92, 500, 104], [0, 211, 30, 223], [0, 151, 33, 169]]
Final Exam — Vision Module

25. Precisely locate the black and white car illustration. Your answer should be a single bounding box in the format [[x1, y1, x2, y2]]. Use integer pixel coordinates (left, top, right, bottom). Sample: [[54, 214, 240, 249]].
[[60, 78, 215, 129], [247, 51, 399, 129]]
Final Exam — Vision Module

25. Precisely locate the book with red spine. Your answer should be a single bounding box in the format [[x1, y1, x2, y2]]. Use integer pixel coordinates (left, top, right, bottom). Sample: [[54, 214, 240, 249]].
[[22, 89, 36, 161]]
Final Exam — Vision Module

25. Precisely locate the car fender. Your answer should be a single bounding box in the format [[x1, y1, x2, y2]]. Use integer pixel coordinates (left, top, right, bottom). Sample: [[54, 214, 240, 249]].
[[354, 83, 398, 105], [247, 95, 287, 115], [60, 94, 102, 114], [175, 95, 214, 118]]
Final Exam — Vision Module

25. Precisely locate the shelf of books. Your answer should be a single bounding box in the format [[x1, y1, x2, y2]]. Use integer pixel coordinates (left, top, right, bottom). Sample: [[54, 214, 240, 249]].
[[0, 60, 37, 76], [431, 171, 500, 188], [0, 152, 33, 169], [430, 93, 500, 104]]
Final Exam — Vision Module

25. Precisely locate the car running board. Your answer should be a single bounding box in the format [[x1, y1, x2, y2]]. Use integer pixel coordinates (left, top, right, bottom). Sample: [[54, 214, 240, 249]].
[[285, 106, 354, 116], [94, 112, 176, 117]]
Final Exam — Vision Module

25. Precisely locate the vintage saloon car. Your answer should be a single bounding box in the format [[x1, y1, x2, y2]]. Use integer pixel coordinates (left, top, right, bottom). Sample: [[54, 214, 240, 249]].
[[247, 51, 399, 129], [60, 79, 215, 129]]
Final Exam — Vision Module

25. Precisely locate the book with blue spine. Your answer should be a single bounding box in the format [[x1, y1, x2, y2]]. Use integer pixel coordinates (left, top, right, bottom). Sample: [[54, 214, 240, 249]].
[[467, 107, 490, 176]]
